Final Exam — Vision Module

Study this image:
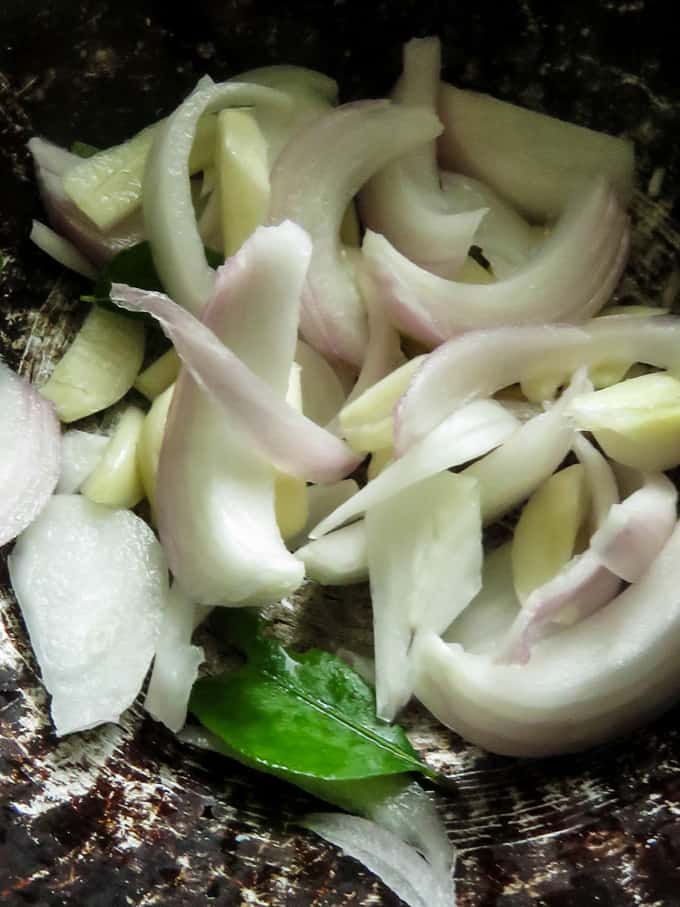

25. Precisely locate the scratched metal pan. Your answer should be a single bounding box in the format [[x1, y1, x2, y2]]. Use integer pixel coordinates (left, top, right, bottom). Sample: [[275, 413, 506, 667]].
[[2, 1, 680, 904]]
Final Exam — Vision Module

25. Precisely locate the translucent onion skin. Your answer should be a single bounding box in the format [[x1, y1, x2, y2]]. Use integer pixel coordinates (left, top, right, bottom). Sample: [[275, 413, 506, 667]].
[[143, 79, 290, 315], [359, 37, 485, 280], [0, 362, 61, 547], [362, 179, 630, 348], [395, 316, 680, 454], [413, 518, 680, 758], [267, 100, 442, 366]]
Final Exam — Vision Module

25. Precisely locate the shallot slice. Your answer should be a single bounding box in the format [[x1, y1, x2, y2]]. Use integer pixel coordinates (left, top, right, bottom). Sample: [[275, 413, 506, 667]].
[[267, 100, 442, 366], [362, 179, 629, 347]]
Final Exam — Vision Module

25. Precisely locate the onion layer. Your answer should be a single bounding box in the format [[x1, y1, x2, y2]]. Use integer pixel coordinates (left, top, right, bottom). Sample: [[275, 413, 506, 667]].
[[267, 100, 442, 366]]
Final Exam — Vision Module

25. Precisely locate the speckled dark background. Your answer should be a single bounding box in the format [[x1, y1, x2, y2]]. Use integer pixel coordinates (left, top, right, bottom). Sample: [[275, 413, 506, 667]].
[[2, 1, 680, 905]]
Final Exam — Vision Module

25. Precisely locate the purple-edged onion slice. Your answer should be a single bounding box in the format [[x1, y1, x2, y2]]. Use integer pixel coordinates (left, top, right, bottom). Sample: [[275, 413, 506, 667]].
[[359, 37, 485, 279], [0, 361, 60, 547], [362, 179, 629, 348], [110, 245, 360, 486], [144, 224, 313, 605], [267, 100, 442, 366], [413, 515, 680, 758], [395, 315, 680, 454]]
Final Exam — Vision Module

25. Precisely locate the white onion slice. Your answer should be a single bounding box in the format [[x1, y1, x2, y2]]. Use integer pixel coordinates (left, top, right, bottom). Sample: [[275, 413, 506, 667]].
[[8, 495, 168, 736], [295, 339, 347, 426], [152, 224, 311, 605], [295, 521, 368, 586], [363, 179, 629, 347], [27, 136, 81, 177], [366, 472, 482, 720], [359, 37, 485, 279], [143, 79, 289, 315], [572, 433, 619, 530], [413, 515, 680, 757], [311, 399, 517, 538], [145, 584, 204, 733], [396, 316, 680, 454], [440, 171, 534, 278], [56, 429, 108, 494], [302, 812, 453, 907], [0, 362, 60, 546], [110, 262, 360, 484], [30, 219, 98, 279], [502, 472, 677, 664], [267, 100, 442, 366], [437, 82, 635, 221]]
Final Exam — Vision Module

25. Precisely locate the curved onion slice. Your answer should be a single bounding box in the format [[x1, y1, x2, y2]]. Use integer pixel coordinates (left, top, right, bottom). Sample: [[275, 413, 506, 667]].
[[359, 37, 485, 279], [288, 480, 359, 551], [502, 472, 677, 664], [110, 262, 360, 484], [366, 472, 482, 720], [413, 515, 680, 758], [80, 405, 146, 510], [152, 224, 312, 605], [437, 82, 635, 221], [302, 812, 453, 907], [440, 171, 534, 278], [8, 495, 168, 736], [136, 383, 174, 513], [363, 179, 629, 347], [134, 348, 180, 401], [0, 362, 60, 546], [57, 430, 108, 494], [30, 219, 98, 279], [143, 79, 289, 315], [145, 584, 204, 733], [572, 432, 619, 530], [296, 522, 368, 586], [27, 136, 81, 177], [395, 316, 680, 454], [267, 100, 442, 366], [311, 399, 517, 538]]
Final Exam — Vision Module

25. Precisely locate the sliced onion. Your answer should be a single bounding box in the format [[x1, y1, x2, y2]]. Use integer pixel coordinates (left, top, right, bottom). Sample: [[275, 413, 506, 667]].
[[8, 495, 168, 736], [302, 812, 453, 907], [0, 362, 61, 546], [295, 339, 348, 426], [395, 315, 680, 454], [501, 472, 677, 664], [267, 100, 442, 366], [110, 243, 360, 485], [143, 79, 290, 315], [145, 584, 204, 733], [295, 522, 368, 586], [363, 179, 629, 347], [56, 429, 108, 494], [437, 82, 635, 221], [413, 513, 680, 757], [440, 171, 534, 278], [366, 472, 482, 720], [311, 399, 517, 538], [359, 37, 485, 279], [27, 136, 81, 177], [152, 224, 312, 605], [80, 405, 146, 510], [572, 433, 619, 530], [30, 219, 98, 279]]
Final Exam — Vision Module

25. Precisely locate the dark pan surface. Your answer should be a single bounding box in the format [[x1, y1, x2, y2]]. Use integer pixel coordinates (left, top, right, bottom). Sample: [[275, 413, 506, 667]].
[[2, 1, 680, 904]]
